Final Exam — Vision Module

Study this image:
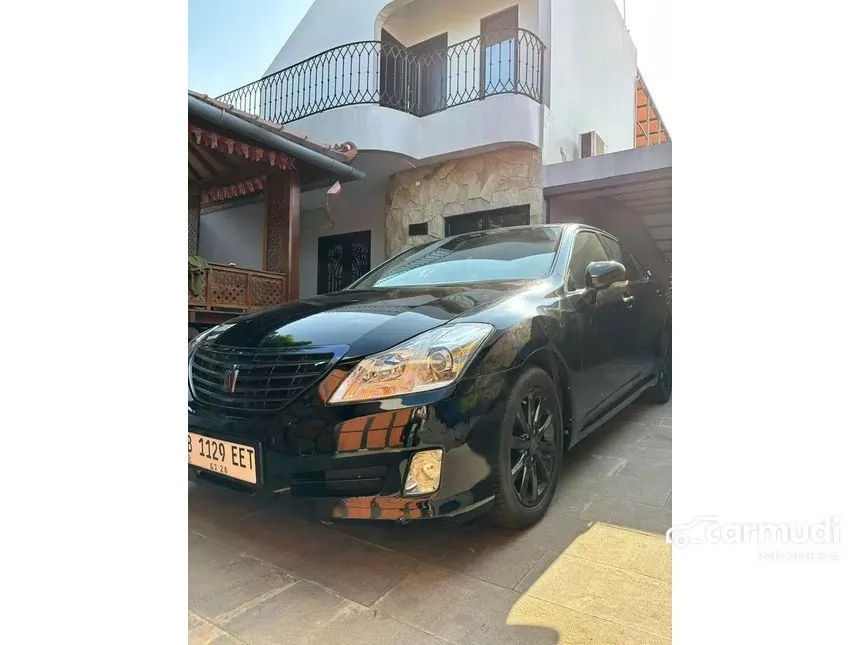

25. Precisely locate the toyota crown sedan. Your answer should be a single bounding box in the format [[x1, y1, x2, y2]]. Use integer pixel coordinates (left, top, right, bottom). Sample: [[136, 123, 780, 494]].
[[188, 224, 671, 529]]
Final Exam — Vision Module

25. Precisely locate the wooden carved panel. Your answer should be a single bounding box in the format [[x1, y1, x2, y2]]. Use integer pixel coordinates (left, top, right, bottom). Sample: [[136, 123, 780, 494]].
[[188, 193, 201, 255], [249, 274, 286, 308], [209, 269, 248, 310], [265, 174, 286, 273]]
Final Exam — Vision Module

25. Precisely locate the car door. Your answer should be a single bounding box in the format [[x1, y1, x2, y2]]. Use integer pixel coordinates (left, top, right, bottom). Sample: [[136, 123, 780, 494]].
[[599, 234, 664, 378], [561, 230, 632, 422]]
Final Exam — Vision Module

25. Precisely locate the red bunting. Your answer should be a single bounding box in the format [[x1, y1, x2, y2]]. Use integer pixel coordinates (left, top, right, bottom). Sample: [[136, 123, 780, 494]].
[[189, 125, 296, 171], [200, 176, 266, 206]]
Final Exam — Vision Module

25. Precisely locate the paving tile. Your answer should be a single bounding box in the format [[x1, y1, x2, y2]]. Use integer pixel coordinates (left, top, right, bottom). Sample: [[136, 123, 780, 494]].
[[607, 452, 672, 481], [596, 620, 671, 644], [330, 520, 461, 562], [591, 471, 672, 507], [590, 437, 672, 465], [424, 523, 551, 589], [188, 531, 297, 622], [374, 562, 559, 645], [528, 553, 671, 639], [514, 509, 594, 554], [631, 533, 672, 583], [580, 496, 672, 535], [220, 580, 350, 645], [226, 507, 423, 606], [507, 594, 604, 645], [563, 522, 645, 570], [514, 550, 564, 593], [305, 604, 448, 644], [188, 612, 244, 645], [188, 481, 271, 524]]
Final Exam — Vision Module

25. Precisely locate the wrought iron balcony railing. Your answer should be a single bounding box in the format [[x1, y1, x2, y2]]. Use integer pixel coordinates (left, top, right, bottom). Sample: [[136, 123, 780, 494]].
[[217, 29, 545, 124]]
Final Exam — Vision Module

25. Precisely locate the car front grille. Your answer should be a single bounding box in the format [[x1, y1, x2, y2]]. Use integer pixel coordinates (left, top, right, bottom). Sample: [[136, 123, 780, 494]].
[[189, 344, 342, 412]]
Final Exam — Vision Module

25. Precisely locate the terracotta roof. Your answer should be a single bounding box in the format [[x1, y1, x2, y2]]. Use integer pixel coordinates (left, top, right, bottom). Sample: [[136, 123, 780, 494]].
[[188, 90, 358, 165]]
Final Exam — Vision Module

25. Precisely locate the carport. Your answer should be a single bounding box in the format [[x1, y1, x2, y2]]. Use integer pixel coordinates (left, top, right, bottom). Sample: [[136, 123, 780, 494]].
[[544, 144, 671, 282]]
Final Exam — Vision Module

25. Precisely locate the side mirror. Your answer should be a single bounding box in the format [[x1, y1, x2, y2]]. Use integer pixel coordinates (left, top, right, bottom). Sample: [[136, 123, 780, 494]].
[[585, 261, 626, 290]]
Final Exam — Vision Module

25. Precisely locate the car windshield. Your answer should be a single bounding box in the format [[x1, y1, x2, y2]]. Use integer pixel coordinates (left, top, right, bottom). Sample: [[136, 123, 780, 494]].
[[352, 226, 563, 288]]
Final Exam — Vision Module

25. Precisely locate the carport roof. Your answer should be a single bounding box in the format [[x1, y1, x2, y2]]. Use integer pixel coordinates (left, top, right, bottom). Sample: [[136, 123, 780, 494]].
[[544, 144, 671, 262]]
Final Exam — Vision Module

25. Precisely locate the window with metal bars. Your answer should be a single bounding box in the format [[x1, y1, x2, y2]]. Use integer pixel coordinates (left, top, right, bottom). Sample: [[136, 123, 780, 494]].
[[481, 6, 519, 96]]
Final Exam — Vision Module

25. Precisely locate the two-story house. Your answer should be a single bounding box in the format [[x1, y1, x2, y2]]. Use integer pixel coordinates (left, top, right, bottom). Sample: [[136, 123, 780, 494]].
[[209, 0, 670, 298]]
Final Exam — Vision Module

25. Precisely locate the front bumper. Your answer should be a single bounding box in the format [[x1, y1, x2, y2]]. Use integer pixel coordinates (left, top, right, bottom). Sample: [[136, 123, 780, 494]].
[[188, 369, 511, 521]]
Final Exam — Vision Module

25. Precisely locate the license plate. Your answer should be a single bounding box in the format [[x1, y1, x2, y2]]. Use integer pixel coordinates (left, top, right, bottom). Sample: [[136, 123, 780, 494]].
[[188, 432, 258, 485]]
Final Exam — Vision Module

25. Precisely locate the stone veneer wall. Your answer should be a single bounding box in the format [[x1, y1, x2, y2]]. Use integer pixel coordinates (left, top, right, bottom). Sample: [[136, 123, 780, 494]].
[[384, 146, 543, 257]]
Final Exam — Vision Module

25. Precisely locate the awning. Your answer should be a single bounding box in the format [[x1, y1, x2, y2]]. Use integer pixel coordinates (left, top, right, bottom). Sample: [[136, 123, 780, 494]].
[[544, 144, 671, 266], [188, 90, 365, 187]]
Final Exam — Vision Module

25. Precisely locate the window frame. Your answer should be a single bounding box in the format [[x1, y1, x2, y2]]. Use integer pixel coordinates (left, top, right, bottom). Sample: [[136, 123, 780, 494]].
[[563, 228, 611, 293], [443, 205, 530, 237], [480, 5, 519, 98], [597, 233, 647, 283]]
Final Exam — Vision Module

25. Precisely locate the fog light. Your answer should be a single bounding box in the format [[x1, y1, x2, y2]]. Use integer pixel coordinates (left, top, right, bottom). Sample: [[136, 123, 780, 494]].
[[404, 449, 443, 496]]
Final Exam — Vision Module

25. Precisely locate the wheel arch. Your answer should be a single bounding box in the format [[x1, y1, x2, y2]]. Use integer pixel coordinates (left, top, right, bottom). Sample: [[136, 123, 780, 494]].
[[522, 347, 575, 449]]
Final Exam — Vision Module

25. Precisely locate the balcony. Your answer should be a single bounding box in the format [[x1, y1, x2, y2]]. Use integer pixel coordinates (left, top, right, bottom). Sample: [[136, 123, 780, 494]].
[[188, 264, 288, 316], [219, 29, 544, 123]]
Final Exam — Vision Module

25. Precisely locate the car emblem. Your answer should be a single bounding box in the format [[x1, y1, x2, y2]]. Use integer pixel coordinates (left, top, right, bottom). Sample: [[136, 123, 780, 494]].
[[224, 366, 240, 393]]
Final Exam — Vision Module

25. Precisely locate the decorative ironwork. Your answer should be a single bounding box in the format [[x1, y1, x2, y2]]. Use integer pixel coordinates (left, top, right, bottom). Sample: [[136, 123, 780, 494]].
[[317, 231, 371, 294], [217, 29, 545, 124], [188, 264, 287, 313], [351, 241, 369, 281], [326, 244, 344, 295]]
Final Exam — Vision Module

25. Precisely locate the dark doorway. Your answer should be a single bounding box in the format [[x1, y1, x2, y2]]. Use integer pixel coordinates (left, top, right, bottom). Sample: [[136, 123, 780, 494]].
[[317, 230, 372, 294], [409, 33, 448, 116], [444, 205, 530, 237], [380, 29, 409, 111]]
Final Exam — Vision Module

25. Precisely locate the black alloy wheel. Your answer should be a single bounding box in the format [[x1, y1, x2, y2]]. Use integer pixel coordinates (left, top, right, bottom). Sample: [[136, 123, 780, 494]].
[[510, 387, 558, 507], [491, 366, 563, 529]]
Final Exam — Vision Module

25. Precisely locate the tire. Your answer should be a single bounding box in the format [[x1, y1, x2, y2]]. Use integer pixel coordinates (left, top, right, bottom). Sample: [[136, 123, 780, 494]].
[[642, 326, 671, 404], [490, 366, 564, 529]]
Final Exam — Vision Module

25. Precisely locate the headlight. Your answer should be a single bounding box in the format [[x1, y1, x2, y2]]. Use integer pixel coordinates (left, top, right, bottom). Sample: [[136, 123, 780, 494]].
[[328, 323, 493, 404]]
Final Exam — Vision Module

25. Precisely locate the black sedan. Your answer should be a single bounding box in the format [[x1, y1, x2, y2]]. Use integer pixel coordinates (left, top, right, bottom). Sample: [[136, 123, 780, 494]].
[[188, 224, 671, 528]]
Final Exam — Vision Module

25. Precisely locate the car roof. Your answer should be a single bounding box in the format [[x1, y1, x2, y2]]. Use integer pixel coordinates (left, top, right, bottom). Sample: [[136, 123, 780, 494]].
[[441, 222, 615, 243]]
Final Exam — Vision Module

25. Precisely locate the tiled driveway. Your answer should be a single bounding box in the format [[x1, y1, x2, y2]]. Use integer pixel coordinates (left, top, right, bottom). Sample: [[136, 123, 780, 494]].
[[189, 399, 672, 644]]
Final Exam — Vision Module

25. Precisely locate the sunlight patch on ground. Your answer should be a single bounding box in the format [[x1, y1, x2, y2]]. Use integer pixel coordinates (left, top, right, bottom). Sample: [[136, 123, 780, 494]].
[[507, 522, 671, 644]]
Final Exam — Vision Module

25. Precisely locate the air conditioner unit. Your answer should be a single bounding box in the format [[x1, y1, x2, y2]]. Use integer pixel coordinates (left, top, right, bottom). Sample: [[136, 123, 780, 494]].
[[580, 131, 606, 159]]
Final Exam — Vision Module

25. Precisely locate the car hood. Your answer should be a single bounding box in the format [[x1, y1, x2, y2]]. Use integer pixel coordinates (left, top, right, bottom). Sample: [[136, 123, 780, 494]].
[[210, 283, 532, 359]]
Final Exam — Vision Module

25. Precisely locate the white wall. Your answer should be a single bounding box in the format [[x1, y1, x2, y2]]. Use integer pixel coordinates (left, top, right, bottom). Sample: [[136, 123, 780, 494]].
[[264, 0, 390, 76], [199, 198, 265, 269], [381, 0, 538, 46], [288, 93, 541, 162], [264, 0, 538, 77], [543, 0, 636, 163], [298, 182, 387, 297]]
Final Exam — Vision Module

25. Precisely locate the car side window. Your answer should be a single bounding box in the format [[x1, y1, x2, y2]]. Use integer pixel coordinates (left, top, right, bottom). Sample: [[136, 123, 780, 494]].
[[599, 235, 644, 282], [568, 231, 609, 290]]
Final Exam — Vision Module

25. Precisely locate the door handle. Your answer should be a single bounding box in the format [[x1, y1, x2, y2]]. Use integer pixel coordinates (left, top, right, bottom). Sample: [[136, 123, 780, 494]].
[[623, 295, 636, 309]]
